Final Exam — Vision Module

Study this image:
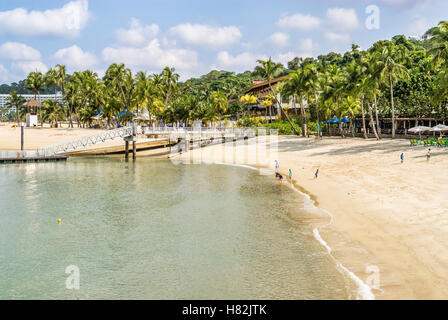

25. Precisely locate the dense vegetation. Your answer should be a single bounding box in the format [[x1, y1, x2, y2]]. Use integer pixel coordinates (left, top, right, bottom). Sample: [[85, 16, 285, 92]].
[[2, 21, 448, 139]]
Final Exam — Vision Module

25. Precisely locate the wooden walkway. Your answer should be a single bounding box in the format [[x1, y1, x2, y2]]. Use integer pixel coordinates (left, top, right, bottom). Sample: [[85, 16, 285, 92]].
[[0, 156, 68, 163]]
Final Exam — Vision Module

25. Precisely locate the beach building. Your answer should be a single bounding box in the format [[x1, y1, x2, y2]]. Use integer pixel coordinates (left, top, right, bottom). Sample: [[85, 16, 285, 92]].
[[242, 74, 306, 119], [0, 93, 64, 109], [23, 99, 41, 127]]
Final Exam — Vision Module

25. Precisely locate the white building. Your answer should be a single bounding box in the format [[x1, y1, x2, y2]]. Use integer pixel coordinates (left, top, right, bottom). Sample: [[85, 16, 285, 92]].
[[0, 92, 64, 109]]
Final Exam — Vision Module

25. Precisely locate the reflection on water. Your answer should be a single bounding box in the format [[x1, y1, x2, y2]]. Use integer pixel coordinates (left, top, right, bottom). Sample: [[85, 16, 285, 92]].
[[0, 158, 357, 299]]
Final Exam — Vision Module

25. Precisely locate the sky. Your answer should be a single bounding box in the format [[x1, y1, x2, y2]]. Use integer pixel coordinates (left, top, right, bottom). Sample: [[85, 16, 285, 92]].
[[0, 0, 447, 83]]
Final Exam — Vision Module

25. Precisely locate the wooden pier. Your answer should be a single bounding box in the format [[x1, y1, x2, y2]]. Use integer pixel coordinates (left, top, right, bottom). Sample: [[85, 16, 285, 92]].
[[0, 155, 68, 164]]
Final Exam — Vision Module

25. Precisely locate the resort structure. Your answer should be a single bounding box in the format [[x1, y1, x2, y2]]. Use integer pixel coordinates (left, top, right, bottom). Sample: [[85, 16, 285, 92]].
[[0, 93, 64, 109]]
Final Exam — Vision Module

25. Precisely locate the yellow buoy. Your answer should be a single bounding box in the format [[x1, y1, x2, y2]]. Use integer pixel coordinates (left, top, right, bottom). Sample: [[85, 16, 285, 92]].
[[57, 219, 62, 224]]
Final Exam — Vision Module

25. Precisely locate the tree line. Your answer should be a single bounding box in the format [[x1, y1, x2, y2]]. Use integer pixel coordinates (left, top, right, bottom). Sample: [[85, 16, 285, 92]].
[[3, 21, 448, 138]]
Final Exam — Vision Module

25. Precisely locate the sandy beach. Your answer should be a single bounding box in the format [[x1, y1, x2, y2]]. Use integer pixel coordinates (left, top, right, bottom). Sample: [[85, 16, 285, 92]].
[[178, 134, 448, 300], [0, 122, 106, 150], [2, 122, 448, 299]]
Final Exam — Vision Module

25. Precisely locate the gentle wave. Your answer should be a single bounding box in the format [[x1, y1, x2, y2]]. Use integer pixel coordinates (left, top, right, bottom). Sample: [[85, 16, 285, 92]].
[[209, 160, 375, 300]]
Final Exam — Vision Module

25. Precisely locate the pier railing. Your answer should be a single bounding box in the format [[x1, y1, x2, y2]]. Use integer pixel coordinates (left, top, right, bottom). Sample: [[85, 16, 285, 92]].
[[34, 126, 261, 157], [37, 126, 137, 157]]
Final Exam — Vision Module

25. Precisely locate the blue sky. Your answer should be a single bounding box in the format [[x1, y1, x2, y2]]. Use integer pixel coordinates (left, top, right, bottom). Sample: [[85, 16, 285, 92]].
[[0, 0, 447, 83]]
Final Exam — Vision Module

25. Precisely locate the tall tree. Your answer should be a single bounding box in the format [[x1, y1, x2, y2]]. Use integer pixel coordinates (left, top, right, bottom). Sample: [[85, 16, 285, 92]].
[[254, 57, 300, 135], [6, 91, 26, 124], [374, 44, 410, 138]]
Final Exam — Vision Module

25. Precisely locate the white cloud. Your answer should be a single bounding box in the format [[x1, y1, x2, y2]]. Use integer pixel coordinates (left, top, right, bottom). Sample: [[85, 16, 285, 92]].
[[0, 42, 41, 61], [0, 0, 90, 37], [268, 32, 290, 47], [274, 38, 315, 66], [216, 51, 267, 71], [326, 8, 359, 31], [408, 18, 432, 37], [102, 39, 198, 71], [325, 32, 351, 43], [298, 38, 314, 55], [0, 64, 10, 82], [115, 18, 160, 46], [11, 61, 48, 75], [169, 23, 242, 48], [53, 45, 98, 70], [277, 13, 321, 30]]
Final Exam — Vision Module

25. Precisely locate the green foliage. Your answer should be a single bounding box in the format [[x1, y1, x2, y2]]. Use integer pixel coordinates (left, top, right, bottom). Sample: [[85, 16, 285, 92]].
[[264, 120, 303, 135]]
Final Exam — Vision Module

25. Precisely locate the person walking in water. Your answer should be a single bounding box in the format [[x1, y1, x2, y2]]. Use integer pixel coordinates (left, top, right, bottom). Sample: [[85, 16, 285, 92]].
[[315, 168, 319, 179], [400, 153, 404, 163], [427, 148, 431, 161]]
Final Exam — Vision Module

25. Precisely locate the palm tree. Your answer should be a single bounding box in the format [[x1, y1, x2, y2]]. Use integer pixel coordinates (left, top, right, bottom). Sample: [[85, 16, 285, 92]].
[[55, 64, 71, 127], [428, 21, 448, 106], [286, 69, 310, 136], [428, 21, 448, 69], [254, 57, 300, 135], [104, 63, 133, 108], [42, 99, 64, 127], [305, 63, 323, 135], [345, 60, 368, 139], [25, 71, 44, 103], [6, 91, 26, 124], [375, 44, 409, 138], [210, 90, 228, 119], [45, 68, 59, 100], [161, 66, 179, 107]]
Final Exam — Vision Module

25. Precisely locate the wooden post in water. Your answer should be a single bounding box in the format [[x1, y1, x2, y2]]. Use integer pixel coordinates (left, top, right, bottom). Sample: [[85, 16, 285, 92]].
[[125, 140, 129, 159], [132, 141, 136, 160], [20, 124, 24, 151], [132, 121, 137, 160]]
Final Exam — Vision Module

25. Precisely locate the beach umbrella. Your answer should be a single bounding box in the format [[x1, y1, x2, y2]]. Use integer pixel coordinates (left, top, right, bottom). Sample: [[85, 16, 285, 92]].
[[408, 126, 431, 139], [431, 124, 448, 137], [431, 124, 448, 132]]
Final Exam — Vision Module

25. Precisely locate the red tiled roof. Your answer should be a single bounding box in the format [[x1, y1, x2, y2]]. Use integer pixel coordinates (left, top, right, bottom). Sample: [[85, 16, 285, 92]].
[[24, 99, 41, 107], [245, 74, 290, 94]]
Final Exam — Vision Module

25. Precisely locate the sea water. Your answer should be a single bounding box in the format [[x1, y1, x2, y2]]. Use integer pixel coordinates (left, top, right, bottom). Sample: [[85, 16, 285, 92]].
[[0, 158, 358, 299]]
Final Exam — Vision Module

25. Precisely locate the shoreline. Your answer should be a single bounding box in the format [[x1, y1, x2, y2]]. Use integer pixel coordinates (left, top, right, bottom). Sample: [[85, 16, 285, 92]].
[[176, 154, 375, 300], [2, 124, 448, 299], [177, 135, 448, 299]]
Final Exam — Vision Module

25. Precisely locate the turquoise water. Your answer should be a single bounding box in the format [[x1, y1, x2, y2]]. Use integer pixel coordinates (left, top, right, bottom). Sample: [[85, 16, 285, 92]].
[[0, 158, 356, 299]]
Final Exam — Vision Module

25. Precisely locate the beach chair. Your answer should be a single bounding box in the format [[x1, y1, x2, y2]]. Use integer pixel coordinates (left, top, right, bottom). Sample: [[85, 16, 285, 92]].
[[410, 139, 416, 146]]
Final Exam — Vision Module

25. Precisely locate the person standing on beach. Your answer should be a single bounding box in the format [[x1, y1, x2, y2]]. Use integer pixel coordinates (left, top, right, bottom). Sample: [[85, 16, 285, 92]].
[[315, 168, 319, 179], [275, 160, 279, 173], [289, 168, 292, 181], [427, 148, 431, 161], [400, 153, 404, 163]]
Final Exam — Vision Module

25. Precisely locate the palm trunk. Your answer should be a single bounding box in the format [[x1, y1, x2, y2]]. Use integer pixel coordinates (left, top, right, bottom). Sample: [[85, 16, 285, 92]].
[[361, 96, 368, 139], [314, 90, 320, 137], [350, 119, 355, 137], [389, 73, 396, 139], [293, 96, 298, 116], [68, 104, 73, 128], [269, 83, 300, 136], [368, 101, 380, 140], [374, 94, 381, 138], [298, 97, 308, 137]]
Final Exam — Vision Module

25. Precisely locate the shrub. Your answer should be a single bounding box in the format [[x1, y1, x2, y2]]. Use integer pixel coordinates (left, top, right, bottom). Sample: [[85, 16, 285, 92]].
[[264, 120, 302, 135]]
